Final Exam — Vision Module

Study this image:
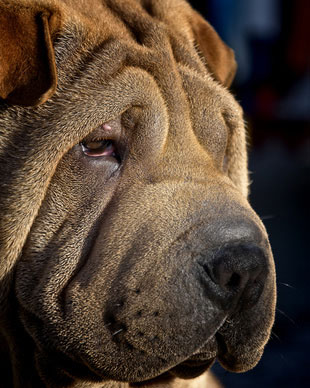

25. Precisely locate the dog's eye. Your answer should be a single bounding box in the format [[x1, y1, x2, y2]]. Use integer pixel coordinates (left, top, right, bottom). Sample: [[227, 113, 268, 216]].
[[80, 140, 117, 158]]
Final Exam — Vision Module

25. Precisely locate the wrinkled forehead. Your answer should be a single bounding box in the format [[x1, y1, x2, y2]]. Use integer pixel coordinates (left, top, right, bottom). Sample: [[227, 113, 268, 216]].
[[60, 0, 195, 41], [56, 0, 196, 69], [55, 0, 241, 113]]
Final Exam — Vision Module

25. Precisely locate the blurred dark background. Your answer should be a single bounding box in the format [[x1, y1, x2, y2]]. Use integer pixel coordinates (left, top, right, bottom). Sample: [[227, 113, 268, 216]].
[[189, 0, 309, 387]]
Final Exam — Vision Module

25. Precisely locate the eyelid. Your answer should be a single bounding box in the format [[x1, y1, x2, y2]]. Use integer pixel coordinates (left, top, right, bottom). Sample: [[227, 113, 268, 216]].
[[80, 139, 112, 150], [82, 136, 110, 143], [82, 125, 116, 144]]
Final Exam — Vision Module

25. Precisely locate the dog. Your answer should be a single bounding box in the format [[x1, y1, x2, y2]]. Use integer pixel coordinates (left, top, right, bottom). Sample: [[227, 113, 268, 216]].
[[0, 0, 276, 387]]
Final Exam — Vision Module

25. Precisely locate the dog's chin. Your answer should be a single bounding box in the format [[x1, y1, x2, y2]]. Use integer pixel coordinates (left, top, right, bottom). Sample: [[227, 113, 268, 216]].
[[166, 335, 218, 379], [168, 358, 216, 379]]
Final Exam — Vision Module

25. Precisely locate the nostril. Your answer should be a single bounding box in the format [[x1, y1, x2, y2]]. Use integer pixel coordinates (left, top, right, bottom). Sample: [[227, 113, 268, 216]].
[[226, 272, 242, 289], [210, 261, 244, 290]]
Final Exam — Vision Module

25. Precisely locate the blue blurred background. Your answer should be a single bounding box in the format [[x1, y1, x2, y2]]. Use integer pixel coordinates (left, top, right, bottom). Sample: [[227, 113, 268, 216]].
[[189, 0, 309, 387]]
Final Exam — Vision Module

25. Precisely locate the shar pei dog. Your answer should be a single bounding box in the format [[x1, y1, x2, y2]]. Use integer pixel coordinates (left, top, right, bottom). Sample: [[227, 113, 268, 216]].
[[0, 0, 276, 387]]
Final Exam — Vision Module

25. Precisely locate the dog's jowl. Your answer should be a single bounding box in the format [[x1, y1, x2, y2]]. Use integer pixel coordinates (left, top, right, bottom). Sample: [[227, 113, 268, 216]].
[[0, 1, 276, 387]]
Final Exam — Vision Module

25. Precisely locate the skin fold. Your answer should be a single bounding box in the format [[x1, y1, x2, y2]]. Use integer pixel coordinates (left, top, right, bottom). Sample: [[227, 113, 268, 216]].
[[0, 1, 276, 387]]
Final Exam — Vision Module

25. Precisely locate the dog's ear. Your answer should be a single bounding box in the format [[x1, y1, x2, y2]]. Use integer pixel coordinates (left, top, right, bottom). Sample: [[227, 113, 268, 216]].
[[0, 5, 61, 106], [189, 10, 237, 87]]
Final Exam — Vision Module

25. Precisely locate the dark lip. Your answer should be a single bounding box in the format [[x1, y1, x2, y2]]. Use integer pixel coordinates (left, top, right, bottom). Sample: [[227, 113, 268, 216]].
[[168, 334, 219, 379], [169, 357, 216, 379], [168, 328, 237, 380]]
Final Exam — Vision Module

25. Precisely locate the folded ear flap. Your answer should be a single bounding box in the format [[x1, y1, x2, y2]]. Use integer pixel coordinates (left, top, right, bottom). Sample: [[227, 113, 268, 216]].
[[0, 6, 61, 106], [190, 11, 237, 87]]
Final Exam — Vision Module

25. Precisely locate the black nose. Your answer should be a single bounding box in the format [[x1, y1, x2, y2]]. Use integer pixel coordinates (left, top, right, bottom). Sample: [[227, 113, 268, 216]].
[[200, 243, 268, 311]]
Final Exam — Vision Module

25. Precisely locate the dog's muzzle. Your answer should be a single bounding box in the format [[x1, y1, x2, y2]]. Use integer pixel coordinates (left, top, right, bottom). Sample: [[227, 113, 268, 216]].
[[15, 182, 276, 382]]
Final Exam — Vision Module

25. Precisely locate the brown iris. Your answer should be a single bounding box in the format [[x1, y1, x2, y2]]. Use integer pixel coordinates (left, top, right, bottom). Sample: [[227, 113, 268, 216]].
[[80, 140, 116, 157]]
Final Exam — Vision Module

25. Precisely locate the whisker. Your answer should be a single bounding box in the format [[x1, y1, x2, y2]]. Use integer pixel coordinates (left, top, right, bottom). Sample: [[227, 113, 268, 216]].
[[277, 308, 296, 325], [279, 282, 295, 289], [260, 215, 275, 220], [112, 328, 123, 337], [280, 353, 289, 364], [270, 330, 281, 342]]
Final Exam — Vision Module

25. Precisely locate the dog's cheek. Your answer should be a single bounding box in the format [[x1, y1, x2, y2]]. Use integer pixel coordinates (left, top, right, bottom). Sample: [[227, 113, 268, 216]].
[[34, 148, 120, 229], [15, 149, 120, 314]]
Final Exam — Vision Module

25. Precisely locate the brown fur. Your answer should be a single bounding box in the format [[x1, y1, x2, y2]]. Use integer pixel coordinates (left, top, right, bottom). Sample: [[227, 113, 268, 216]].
[[0, 0, 61, 106], [0, 1, 276, 387]]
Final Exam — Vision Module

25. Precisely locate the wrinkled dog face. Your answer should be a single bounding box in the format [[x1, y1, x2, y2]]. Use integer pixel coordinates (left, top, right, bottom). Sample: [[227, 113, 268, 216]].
[[0, 0, 276, 385]]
